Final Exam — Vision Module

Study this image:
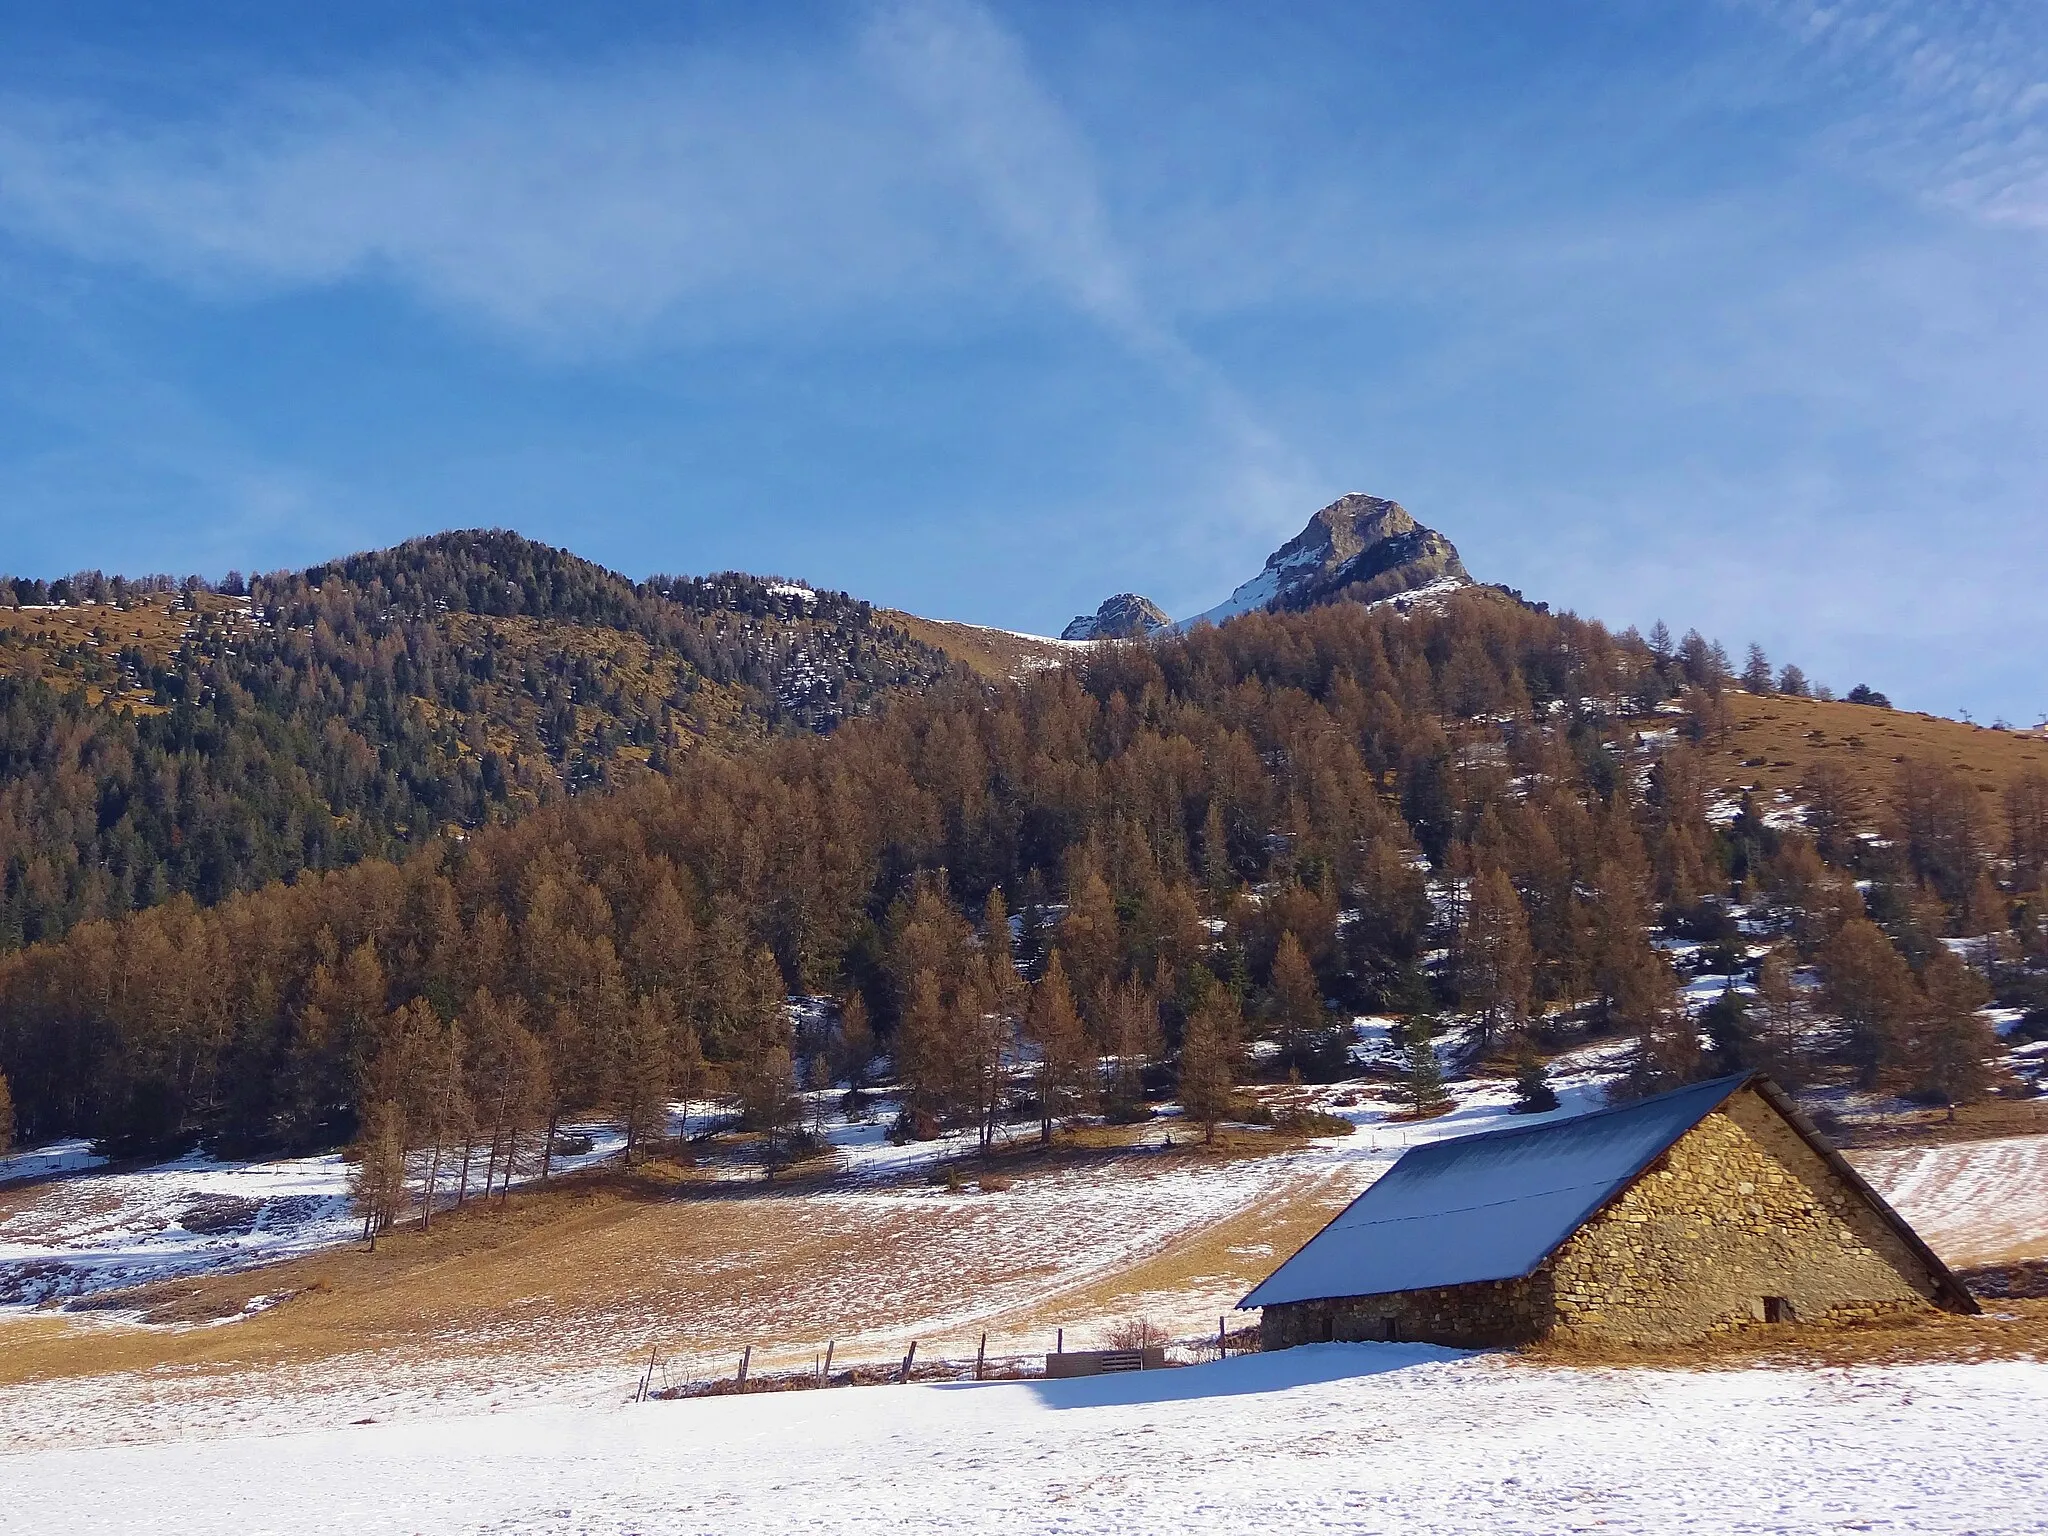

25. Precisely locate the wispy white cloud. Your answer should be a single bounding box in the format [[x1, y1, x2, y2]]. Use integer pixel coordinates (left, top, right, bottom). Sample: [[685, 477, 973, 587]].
[[1740, 0, 2048, 228], [0, 50, 984, 349], [0, 3, 1318, 549], [862, 0, 1321, 545]]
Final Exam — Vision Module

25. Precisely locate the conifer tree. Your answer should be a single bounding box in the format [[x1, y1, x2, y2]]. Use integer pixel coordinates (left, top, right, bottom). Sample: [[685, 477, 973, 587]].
[[1399, 1015, 1450, 1116], [616, 994, 674, 1162], [467, 991, 549, 1200], [1268, 931, 1324, 1077], [1059, 863, 1122, 1025], [832, 992, 875, 1096], [1611, 945, 1697, 1101], [1457, 867, 1532, 1053], [1750, 950, 1811, 1091], [1100, 973, 1161, 1119], [1906, 945, 1997, 1116], [349, 1097, 408, 1247], [1177, 981, 1242, 1143], [1511, 1044, 1559, 1113], [896, 967, 959, 1130], [414, 1015, 469, 1230], [1025, 951, 1091, 1144], [1741, 644, 1773, 695], [0, 1067, 13, 1153], [732, 948, 800, 1144], [1819, 916, 1919, 1086]]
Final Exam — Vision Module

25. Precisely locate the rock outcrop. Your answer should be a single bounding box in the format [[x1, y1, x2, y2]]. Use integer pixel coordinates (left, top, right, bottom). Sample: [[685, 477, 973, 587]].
[[1181, 494, 1470, 628], [1060, 593, 1170, 642]]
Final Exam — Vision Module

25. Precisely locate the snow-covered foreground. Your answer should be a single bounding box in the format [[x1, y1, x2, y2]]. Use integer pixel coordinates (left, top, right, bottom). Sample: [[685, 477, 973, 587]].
[[8, 1346, 2046, 1536]]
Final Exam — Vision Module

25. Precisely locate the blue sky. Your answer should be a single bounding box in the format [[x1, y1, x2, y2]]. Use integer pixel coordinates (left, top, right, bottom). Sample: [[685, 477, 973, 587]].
[[0, 2, 2043, 722]]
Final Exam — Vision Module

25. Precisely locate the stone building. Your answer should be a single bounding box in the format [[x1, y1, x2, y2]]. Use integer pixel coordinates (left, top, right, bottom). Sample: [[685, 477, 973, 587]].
[[1244, 1073, 1976, 1350]]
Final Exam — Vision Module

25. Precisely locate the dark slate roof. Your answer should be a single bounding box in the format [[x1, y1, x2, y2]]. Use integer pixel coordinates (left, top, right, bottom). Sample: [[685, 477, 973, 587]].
[[1241, 1075, 1755, 1310]]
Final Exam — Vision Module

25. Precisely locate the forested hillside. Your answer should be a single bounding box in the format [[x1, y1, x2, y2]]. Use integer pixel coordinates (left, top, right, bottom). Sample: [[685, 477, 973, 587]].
[[0, 534, 954, 954], [3, 586, 2042, 1169]]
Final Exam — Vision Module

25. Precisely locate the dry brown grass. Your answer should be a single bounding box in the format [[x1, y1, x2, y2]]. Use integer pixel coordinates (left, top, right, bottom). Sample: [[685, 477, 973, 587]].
[[1721, 692, 2048, 808], [877, 611, 1078, 679], [0, 1132, 1318, 1393], [0, 593, 236, 712], [1831, 1097, 2048, 1150]]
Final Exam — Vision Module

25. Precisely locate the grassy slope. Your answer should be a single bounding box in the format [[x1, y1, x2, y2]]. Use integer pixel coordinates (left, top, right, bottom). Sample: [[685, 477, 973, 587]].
[[1722, 691, 2048, 806], [877, 610, 1081, 679]]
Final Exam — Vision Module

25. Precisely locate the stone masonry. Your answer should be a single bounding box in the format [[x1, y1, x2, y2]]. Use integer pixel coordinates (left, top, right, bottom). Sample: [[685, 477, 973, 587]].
[[1261, 1084, 1948, 1350]]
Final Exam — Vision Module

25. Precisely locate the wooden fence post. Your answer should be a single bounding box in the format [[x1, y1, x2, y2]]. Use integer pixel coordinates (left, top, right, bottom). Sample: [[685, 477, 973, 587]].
[[1218, 1316, 1227, 1360], [1056, 1327, 1064, 1355], [898, 1341, 917, 1383], [976, 1332, 987, 1380], [638, 1347, 658, 1402], [737, 1345, 751, 1392], [823, 1340, 835, 1382]]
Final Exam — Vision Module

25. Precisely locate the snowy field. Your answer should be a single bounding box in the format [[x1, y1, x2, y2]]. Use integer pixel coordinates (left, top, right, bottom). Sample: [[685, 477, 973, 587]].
[[1854, 1135, 2048, 1265], [0, 1126, 630, 1307], [7, 1346, 2047, 1536]]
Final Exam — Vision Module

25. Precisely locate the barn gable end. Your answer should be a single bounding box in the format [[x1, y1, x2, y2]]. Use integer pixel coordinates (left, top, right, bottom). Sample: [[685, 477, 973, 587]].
[[1251, 1075, 1975, 1351]]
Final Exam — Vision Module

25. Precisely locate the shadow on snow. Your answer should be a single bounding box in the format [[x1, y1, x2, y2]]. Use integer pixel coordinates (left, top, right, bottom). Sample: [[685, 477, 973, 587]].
[[943, 1342, 1476, 1411]]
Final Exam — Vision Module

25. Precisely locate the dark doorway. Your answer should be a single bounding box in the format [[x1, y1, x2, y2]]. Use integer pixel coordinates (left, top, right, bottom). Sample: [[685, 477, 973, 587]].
[[1763, 1296, 1795, 1324]]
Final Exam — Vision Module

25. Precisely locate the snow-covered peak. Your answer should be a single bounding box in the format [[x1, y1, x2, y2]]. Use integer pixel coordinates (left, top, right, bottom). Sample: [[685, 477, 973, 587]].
[[1176, 493, 1472, 631]]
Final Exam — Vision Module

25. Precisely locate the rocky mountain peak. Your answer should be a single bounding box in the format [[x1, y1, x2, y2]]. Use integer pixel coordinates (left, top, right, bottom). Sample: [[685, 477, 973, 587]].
[[1060, 592, 1171, 642], [1181, 493, 1471, 628]]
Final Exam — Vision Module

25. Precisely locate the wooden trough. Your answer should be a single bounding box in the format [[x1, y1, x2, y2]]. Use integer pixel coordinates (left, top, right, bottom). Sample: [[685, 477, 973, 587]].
[[1042, 1346, 1167, 1379]]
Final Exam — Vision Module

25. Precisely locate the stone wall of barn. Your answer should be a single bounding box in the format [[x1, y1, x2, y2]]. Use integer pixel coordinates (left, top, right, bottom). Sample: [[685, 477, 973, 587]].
[[1542, 1088, 1940, 1345], [1260, 1274, 1553, 1351], [1259, 1086, 1947, 1352]]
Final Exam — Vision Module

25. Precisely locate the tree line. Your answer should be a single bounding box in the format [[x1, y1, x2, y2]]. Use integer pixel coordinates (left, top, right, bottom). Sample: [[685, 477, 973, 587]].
[[0, 586, 2040, 1181]]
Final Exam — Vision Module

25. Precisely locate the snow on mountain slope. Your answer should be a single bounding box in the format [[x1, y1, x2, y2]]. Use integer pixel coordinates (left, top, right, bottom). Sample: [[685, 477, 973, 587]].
[[1176, 493, 1472, 630], [8, 1349, 2047, 1536]]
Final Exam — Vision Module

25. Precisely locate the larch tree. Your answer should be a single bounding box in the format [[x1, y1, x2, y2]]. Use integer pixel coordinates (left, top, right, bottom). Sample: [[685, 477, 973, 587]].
[[615, 993, 675, 1162], [349, 1097, 409, 1247], [414, 1014, 469, 1231], [465, 990, 549, 1201], [1058, 861, 1123, 1023], [1819, 916, 1920, 1087], [967, 890, 1026, 1150], [1906, 945, 1997, 1116], [1268, 931, 1324, 1078], [831, 992, 876, 1095], [1457, 867, 1532, 1054], [1610, 943, 1698, 1101], [1099, 973, 1161, 1119], [896, 967, 961, 1131], [1025, 950, 1090, 1144], [1177, 980, 1242, 1143], [1749, 950, 1812, 1092], [732, 946, 800, 1146]]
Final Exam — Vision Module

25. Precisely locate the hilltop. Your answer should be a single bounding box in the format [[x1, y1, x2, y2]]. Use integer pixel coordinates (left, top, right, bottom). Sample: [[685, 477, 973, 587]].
[[0, 533, 955, 953]]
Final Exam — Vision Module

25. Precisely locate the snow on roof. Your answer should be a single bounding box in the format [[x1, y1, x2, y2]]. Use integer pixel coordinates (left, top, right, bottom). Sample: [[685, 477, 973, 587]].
[[1240, 1075, 1753, 1309]]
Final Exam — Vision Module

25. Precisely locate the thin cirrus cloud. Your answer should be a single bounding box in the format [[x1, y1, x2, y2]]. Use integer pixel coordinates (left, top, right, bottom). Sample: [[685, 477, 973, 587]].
[[0, 0, 1319, 548], [1741, 0, 2048, 228], [0, 56, 975, 347]]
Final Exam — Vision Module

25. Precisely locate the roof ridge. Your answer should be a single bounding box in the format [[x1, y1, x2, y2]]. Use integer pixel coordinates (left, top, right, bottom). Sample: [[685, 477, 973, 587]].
[[1400, 1071, 1752, 1157]]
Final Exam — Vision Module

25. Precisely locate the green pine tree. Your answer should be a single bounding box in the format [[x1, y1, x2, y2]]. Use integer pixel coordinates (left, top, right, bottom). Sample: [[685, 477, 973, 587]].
[[1400, 1015, 1450, 1116], [1511, 1046, 1559, 1114]]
